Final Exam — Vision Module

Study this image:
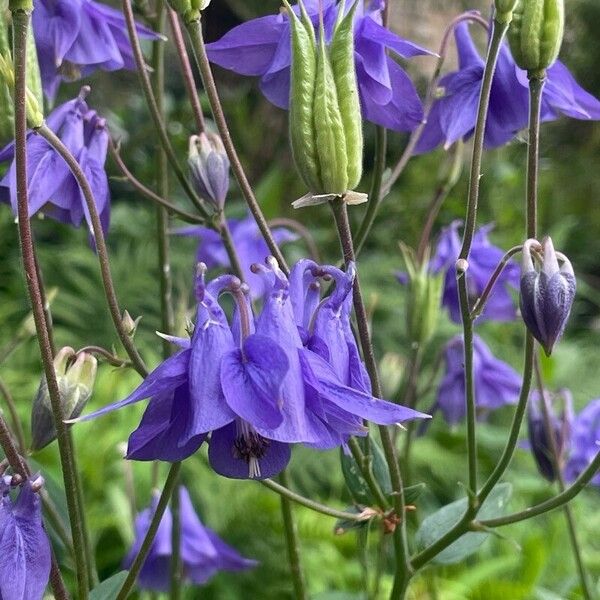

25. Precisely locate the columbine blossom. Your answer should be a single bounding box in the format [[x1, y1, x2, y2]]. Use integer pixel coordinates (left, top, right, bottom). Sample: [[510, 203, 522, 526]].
[[428, 221, 519, 323], [175, 214, 297, 298], [78, 259, 427, 479], [123, 486, 257, 592], [434, 335, 521, 425], [0, 90, 111, 236], [416, 21, 600, 153], [206, 0, 431, 132], [32, 0, 159, 101], [565, 398, 600, 486], [0, 475, 51, 600]]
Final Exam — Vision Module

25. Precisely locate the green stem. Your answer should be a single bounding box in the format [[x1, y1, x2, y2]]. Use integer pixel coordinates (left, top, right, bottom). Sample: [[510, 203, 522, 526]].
[[183, 17, 290, 274], [37, 124, 148, 378], [117, 462, 182, 599], [278, 470, 308, 600], [526, 75, 545, 239], [0, 377, 26, 452], [10, 11, 89, 597], [121, 0, 210, 217], [348, 437, 390, 510], [260, 478, 371, 522], [170, 484, 183, 600], [330, 199, 411, 599], [218, 211, 245, 281]]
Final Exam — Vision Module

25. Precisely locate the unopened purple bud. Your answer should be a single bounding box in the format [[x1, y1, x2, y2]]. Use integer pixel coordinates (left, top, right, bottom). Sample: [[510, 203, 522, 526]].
[[527, 389, 573, 481], [519, 237, 576, 355], [188, 133, 230, 209]]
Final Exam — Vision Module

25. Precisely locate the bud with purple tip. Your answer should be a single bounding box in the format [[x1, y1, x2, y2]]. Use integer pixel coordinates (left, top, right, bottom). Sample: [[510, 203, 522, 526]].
[[527, 388, 573, 481], [519, 237, 576, 355], [188, 133, 230, 209]]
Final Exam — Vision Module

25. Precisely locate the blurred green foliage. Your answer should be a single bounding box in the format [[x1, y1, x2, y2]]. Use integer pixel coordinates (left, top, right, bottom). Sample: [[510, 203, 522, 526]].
[[1, 0, 600, 598]]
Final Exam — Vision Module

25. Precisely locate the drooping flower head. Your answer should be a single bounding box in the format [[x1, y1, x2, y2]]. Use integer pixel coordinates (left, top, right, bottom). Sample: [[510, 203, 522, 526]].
[[416, 20, 600, 153], [427, 221, 520, 323], [527, 388, 573, 482], [0, 473, 51, 600], [565, 398, 600, 486], [175, 214, 297, 298], [123, 486, 257, 592], [520, 237, 576, 356], [206, 0, 432, 132], [0, 88, 111, 236], [435, 334, 521, 425], [32, 0, 160, 101]]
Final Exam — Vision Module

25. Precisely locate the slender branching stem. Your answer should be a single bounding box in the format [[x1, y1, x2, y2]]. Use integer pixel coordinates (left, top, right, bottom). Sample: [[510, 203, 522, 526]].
[[183, 17, 290, 274], [348, 437, 390, 510], [218, 211, 245, 281], [10, 10, 89, 597], [36, 125, 148, 378], [117, 462, 182, 599], [526, 75, 545, 239], [0, 377, 26, 451]]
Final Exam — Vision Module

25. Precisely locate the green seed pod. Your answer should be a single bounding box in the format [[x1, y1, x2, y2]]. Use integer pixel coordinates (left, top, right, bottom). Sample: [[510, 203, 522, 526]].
[[0, 7, 13, 143], [330, 0, 363, 190], [495, 0, 518, 24], [508, 0, 564, 73], [285, 0, 322, 192], [313, 21, 348, 195]]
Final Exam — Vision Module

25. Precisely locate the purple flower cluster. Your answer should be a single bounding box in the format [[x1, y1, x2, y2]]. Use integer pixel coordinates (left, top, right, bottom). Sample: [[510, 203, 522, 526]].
[[0, 475, 50, 600], [206, 0, 431, 132], [123, 486, 256, 591], [81, 258, 428, 479], [0, 90, 110, 236], [417, 21, 600, 152], [32, 0, 159, 101]]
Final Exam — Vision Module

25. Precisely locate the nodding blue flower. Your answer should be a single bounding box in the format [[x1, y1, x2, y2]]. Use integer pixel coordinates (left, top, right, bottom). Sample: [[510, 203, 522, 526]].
[[0, 474, 51, 600], [427, 221, 520, 323], [174, 213, 297, 298], [77, 259, 428, 479], [123, 486, 257, 592], [416, 20, 600, 153], [434, 334, 521, 425], [520, 237, 576, 356], [0, 89, 111, 237], [206, 0, 433, 132], [32, 0, 160, 101], [527, 388, 573, 482], [565, 398, 600, 486]]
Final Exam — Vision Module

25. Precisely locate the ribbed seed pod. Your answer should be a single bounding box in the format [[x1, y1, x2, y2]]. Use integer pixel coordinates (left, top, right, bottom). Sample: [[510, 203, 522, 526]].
[[26, 18, 42, 111], [0, 7, 13, 142], [285, 0, 321, 192], [330, 0, 363, 190], [508, 0, 564, 73], [313, 19, 348, 195]]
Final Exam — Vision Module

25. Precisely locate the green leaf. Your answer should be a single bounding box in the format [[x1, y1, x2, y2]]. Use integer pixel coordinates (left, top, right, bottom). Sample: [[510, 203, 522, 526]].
[[89, 571, 128, 600], [414, 483, 512, 565], [404, 482, 426, 505], [340, 440, 392, 505]]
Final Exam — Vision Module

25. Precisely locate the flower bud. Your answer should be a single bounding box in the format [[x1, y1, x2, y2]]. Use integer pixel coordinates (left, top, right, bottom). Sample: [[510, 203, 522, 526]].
[[527, 388, 573, 481], [508, 0, 564, 74], [400, 244, 443, 348], [122, 310, 141, 337], [285, 0, 363, 203], [188, 133, 230, 209], [495, 0, 518, 24], [166, 0, 209, 23], [31, 348, 97, 451], [519, 237, 575, 355]]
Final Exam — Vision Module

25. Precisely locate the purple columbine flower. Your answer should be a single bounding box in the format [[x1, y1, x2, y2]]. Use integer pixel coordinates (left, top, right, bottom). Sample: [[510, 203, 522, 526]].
[[434, 334, 521, 425], [416, 21, 600, 153], [174, 213, 297, 298], [520, 237, 576, 356], [123, 486, 257, 592], [78, 259, 427, 479], [527, 389, 573, 482], [188, 133, 230, 209], [427, 221, 519, 323], [206, 0, 432, 132], [0, 474, 51, 600], [565, 398, 600, 486], [32, 0, 159, 101], [0, 89, 111, 236]]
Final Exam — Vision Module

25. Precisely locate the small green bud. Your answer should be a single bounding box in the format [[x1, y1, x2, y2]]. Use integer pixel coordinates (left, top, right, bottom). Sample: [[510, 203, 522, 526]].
[[400, 244, 443, 348], [166, 0, 208, 23], [31, 348, 97, 451], [286, 0, 364, 205], [508, 0, 564, 74], [121, 310, 141, 337], [495, 0, 518, 24]]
